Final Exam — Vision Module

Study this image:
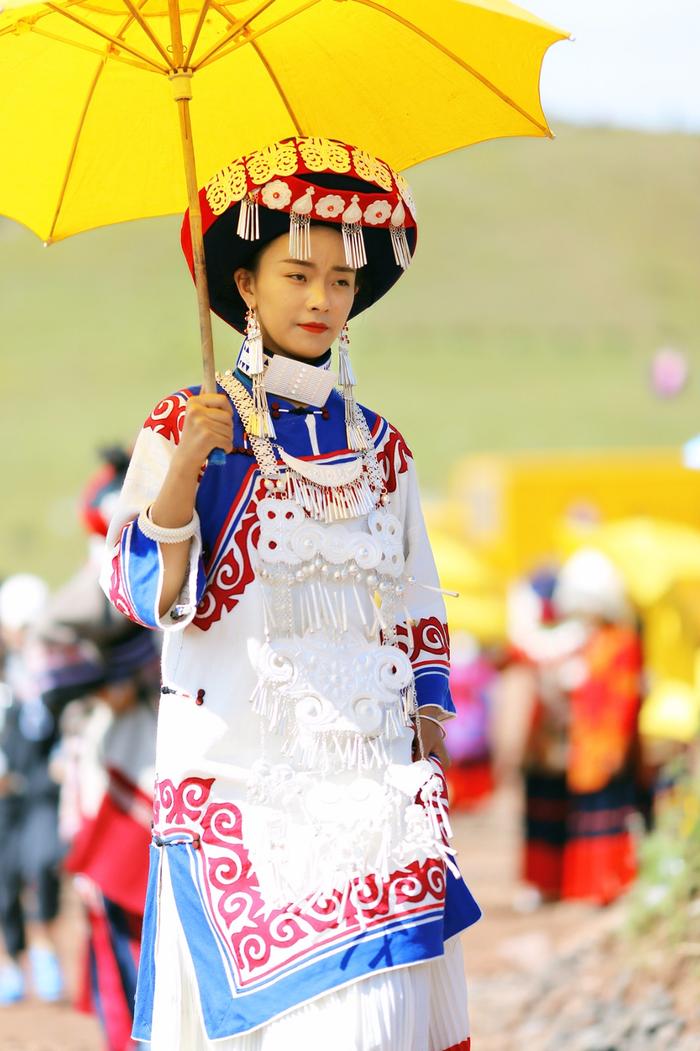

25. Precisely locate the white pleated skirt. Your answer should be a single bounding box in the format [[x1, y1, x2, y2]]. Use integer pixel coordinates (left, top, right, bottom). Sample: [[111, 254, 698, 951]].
[[147, 853, 470, 1051]]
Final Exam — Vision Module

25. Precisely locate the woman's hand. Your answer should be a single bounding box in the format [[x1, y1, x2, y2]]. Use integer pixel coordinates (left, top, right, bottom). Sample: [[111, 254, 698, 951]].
[[412, 710, 450, 767], [173, 393, 234, 475], [149, 393, 233, 618]]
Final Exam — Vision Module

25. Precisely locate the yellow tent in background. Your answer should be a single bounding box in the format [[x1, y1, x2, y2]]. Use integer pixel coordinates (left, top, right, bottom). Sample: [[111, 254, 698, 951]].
[[559, 517, 700, 610], [426, 523, 506, 642]]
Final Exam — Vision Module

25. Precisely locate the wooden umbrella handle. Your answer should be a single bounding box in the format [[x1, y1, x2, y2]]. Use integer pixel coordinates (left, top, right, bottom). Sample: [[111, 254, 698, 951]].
[[170, 70, 217, 395]]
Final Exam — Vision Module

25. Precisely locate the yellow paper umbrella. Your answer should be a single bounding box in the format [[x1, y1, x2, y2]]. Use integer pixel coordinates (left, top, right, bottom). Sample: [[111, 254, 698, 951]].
[[1, 0, 567, 388]]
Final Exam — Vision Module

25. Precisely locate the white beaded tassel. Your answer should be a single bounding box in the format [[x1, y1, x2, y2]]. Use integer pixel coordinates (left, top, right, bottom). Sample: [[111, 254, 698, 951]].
[[390, 199, 412, 270], [289, 187, 315, 260], [341, 195, 368, 269], [338, 324, 370, 452], [237, 191, 260, 241], [245, 308, 276, 439]]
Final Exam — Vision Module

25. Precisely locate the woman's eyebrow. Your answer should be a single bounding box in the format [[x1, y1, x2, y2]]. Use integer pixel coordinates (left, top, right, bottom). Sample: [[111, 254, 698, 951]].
[[280, 258, 355, 274]]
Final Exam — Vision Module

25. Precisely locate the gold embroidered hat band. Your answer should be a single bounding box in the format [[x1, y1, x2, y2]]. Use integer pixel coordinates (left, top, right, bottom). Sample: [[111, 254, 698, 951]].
[[181, 136, 418, 332]]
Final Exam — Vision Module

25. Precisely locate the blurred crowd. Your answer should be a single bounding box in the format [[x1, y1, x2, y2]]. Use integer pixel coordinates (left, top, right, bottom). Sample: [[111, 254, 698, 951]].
[[444, 545, 700, 909], [2, 452, 699, 1051], [0, 450, 158, 1050]]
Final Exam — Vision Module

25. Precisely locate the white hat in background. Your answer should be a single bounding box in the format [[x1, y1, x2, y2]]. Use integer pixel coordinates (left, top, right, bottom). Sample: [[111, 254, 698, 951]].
[[0, 573, 50, 632], [554, 548, 632, 624]]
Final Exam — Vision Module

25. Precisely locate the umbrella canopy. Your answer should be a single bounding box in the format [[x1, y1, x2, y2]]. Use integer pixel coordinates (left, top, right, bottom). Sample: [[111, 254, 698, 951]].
[[1, 0, 566, 243]]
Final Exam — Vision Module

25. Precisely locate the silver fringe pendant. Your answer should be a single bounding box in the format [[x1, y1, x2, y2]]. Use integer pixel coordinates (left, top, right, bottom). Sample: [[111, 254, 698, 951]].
[[289, 187, 315, 260], [245, 308, 276, 439], [341, 195, 368, 269], [237, 191, 260, 241], [338, 324, 370, 452], [278, 448, 380, 523], [390, 200, 412, 270]]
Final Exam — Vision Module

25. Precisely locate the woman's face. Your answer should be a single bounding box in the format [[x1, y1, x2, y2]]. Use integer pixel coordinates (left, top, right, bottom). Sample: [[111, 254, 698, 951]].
[[234, 226, 358, 361]]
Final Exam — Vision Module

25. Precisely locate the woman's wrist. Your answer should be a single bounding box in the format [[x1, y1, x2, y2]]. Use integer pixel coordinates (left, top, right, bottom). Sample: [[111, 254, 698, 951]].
[[416, 712, 447, 739], [149, 454, 200, 531], [138, 505, 199, 544], [171, 443, 207, 481]]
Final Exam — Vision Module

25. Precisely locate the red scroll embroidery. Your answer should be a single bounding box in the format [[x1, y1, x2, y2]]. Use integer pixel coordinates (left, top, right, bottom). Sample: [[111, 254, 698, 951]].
[[396, 616, 450, 667], [192, 478, 264, 631], [155, 777, 215, 833], [377, 423, 413, 495], [143, 389, 193, 444], [153, 776, 447, 985]]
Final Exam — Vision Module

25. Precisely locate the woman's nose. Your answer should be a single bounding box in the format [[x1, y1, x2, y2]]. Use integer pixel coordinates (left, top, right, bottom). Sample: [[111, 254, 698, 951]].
[[306, 282, 329, 311]]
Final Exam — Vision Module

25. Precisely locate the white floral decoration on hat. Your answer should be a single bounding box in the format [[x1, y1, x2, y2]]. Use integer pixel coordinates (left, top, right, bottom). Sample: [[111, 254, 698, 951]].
[[261, 180, 292, 210], [315, 194, 345, 219], [363, 200, 392, 226]]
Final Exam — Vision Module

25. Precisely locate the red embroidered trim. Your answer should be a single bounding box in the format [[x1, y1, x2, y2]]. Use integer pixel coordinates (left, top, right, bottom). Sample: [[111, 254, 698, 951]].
[[108, 523, 148, 627], [143, 389, 193, 444], [154, 777, 447, 982], [153, 777, 215, 831], [396, 616, 450, 666], [443, 1041, 470, 1051], [193, 477, 264, 631], [377, 423, 412, 495]]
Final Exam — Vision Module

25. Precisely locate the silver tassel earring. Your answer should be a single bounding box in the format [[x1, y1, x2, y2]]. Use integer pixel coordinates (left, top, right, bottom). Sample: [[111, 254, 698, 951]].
[[245, 307, 276, 439], [338, 324, 370, 451]]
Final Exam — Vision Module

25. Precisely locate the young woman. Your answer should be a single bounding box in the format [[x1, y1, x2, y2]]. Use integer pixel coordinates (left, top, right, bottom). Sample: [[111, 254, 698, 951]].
[[102, 136, 480, 1050]]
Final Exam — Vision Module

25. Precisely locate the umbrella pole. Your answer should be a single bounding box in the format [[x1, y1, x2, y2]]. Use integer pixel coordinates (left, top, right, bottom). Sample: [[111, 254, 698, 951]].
[[167, 1, 216, 395]]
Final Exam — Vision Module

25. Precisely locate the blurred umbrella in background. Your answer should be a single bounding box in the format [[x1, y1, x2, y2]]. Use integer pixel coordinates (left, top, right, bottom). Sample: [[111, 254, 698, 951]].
[[0, 0, 567, 391]]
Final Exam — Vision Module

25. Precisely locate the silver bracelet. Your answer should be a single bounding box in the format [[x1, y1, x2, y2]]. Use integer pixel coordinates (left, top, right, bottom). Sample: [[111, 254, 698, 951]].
[[137, 505, 199, 545], [416, 713, 447, 739]]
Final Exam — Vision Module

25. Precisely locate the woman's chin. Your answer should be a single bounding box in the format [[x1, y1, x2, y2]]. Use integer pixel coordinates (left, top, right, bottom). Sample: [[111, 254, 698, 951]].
[[272, 332, 333, 362]]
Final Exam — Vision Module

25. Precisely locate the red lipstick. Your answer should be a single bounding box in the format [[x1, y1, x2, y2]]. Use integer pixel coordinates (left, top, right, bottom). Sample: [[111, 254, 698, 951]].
[[298, 323, 329, 333]]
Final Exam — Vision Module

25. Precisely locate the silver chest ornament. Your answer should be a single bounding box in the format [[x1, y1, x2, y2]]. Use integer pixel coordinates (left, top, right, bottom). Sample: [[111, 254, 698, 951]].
[[216, 371, 456, 908], [252, 497, 416, 772]]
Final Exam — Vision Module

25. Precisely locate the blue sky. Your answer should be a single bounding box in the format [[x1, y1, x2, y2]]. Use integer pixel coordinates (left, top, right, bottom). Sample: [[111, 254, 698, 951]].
[[524, 0, 700, 132]]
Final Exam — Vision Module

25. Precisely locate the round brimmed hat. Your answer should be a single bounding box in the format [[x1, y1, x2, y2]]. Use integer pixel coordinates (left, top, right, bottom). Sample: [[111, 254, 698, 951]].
[[181, 136, 418, 333]]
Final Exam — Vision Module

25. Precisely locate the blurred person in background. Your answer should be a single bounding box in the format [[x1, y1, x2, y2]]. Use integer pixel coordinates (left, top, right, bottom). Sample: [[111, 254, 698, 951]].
[[445, 633, 497, 811], [36, 448, 159, 1051], [511, 553, 643, 906], [0, 573, 65, 1005]]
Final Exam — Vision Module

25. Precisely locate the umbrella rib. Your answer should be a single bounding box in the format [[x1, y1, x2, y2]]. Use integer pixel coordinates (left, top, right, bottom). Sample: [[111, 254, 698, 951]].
[[202, 0, 302, 133], [250, 37, 303, 136], [45, 3, 167, 73], [196, 0, 322, 70], [187, 0, 213, 65], [353, 0, 551, 138], [46, 5, 150, 241], [24, 26, 158, 71], [120, 0, 175, 68], [46, 62, 107, 242], [191, 0, 277, 69]]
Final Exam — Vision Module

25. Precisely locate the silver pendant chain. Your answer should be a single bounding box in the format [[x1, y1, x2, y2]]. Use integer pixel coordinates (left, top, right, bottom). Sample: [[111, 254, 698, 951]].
[[217, 370, 386, 520]]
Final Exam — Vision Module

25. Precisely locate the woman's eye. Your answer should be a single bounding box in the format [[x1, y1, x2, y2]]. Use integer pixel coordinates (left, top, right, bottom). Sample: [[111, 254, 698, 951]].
[[287, 272, 306, 281], [336, 279, 350, 287]]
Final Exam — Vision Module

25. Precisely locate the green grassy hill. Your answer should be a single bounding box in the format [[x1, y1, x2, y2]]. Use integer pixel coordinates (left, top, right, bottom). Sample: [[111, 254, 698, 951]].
[[2, 124, 699, 582]]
